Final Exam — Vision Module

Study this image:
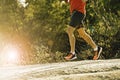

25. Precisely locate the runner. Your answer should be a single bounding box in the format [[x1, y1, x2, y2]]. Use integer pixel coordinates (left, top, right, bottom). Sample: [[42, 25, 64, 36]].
[[64, 0, 102, 60]]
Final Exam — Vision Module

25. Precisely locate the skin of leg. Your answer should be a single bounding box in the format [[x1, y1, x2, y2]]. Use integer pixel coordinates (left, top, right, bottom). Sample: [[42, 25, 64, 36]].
[[66, 26, 76, 53], [77, 28, 97, 50]]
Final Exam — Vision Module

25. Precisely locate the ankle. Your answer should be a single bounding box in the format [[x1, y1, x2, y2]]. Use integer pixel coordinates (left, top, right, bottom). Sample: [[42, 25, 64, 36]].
[[94, 46, 98, 51], [70, 51, 75, 55]]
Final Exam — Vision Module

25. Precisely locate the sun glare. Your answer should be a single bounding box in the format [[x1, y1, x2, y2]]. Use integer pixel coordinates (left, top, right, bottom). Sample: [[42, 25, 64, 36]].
[[0, 44, 20, 65], [6, 47, 18, 63]]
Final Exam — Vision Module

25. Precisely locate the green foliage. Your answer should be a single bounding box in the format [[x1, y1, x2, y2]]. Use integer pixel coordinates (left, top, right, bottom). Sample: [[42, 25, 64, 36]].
[[0, 0, 119, 64], [85, 0, 120, 58]]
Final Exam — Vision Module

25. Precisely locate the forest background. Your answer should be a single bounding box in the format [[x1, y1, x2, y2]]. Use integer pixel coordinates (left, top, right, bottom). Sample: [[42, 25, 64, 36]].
[[0, 0, 119, 64]]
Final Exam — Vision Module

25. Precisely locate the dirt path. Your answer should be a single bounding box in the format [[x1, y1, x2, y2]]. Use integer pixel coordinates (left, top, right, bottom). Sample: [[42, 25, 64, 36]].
[[0, 59, 120, 80]]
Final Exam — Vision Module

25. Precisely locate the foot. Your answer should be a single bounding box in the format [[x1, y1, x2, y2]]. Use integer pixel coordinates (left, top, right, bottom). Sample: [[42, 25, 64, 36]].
[[93, 47, 102, 60], [64, 53, 77, 60]]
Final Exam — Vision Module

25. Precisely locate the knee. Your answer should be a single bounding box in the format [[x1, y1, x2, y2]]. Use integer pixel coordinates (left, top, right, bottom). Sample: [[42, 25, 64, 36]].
[[66, 26, 75, 35], [79, 32, 86, 38], [77, 28, 86, 38]]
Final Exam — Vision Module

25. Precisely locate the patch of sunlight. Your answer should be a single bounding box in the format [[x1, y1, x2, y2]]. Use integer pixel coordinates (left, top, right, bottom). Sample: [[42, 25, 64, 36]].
[[0, 44, 21, 66]]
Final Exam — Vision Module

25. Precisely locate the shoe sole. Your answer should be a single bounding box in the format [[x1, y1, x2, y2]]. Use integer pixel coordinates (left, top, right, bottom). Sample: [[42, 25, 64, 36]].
[[64, 56, 77, 61], [97, 47, 103, 59], [69, 56, 77, 61]]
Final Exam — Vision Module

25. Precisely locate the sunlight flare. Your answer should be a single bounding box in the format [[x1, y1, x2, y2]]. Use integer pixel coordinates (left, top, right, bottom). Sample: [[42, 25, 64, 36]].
[[6, 47, 19, 63], [0, 44, 20, 65]]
